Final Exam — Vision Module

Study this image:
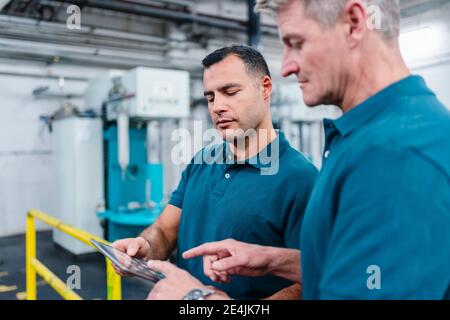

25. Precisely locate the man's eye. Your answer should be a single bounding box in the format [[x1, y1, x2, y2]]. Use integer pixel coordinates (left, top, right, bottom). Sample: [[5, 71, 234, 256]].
[[292, 41, 303, 50], [206, 97, 214, 103], [226, 91, 238, 96]]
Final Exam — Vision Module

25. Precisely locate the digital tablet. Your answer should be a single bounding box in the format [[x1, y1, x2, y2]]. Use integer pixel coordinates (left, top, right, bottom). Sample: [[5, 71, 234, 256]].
[[90, 239, 165, 283]]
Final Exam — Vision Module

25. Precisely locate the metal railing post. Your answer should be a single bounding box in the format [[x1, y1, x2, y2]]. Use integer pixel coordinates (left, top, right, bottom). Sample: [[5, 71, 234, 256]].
[[25, 209, 122, 300], [106, 259, 122, 300], [26, 211, 37, 300]]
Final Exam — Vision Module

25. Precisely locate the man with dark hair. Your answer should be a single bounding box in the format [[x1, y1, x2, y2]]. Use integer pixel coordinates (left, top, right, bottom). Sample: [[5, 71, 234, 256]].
[[202, 44, 272, 79], [112, 45, 318, 300]]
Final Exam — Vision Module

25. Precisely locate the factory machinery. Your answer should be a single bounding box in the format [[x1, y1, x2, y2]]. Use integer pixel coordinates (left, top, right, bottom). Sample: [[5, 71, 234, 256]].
[[52, 67, 190, 254]]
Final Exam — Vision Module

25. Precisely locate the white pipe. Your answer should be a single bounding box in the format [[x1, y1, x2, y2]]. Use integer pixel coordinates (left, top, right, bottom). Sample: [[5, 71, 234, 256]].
[[147, 120, 160, 164], [117, 112, 129, 178]]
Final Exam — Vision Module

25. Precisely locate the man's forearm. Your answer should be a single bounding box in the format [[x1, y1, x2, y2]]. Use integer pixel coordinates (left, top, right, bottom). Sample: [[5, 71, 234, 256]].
[[264, 283, 302, 300], [139, 225, 176, 261], [266, 247, 302, 283]]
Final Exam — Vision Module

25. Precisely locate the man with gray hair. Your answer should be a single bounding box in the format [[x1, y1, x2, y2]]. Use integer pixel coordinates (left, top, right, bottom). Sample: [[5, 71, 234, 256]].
[[147, 0, 450, 300]]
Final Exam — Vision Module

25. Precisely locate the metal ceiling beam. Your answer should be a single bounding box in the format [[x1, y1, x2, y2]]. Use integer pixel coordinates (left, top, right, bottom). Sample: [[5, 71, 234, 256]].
[[55, 0, 248, 32], [400, 0, 449, 18], [0, 70, 89, 81]]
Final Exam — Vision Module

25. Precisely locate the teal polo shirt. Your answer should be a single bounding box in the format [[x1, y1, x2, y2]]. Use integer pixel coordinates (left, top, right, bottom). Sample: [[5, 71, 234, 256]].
[[169, 132, 318, 300], [301, 75, 450, 300]]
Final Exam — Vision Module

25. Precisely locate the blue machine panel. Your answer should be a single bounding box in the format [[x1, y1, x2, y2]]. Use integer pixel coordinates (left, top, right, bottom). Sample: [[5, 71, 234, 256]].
[[100, 125, 163, 242]]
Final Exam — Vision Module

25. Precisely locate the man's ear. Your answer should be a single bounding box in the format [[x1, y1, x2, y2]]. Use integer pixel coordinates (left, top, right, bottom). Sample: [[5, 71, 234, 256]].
[[342, 0, 368, 49], [261, 75, 273, 101]]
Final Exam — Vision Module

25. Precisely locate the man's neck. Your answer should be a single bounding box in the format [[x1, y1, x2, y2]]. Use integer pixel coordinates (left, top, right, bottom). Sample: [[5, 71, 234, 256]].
[[341, 44, 411, 113], [230, 124, 277, 161]]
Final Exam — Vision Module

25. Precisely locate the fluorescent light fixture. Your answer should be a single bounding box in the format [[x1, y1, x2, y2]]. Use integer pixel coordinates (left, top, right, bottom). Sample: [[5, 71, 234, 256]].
[[400, 25, 444, 63]]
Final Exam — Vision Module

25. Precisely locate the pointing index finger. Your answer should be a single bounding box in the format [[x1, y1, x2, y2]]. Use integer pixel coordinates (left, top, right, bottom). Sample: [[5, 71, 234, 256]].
[[183, 241, 231, 259]]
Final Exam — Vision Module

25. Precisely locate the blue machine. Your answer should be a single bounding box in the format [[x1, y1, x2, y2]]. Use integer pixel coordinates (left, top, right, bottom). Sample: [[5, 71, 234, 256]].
[[98, 125, 164, 242], [89, 67, 189, 242]]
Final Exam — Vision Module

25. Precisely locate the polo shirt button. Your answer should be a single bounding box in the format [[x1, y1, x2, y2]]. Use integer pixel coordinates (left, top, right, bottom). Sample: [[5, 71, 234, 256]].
[[225, 173, 231, 179], [324, 150, 330, 158]]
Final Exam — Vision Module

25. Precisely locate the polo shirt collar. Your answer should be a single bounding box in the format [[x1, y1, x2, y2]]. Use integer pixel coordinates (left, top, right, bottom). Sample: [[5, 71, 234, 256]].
[[223, 130, 290, 170], [331, 75, 433, 137]]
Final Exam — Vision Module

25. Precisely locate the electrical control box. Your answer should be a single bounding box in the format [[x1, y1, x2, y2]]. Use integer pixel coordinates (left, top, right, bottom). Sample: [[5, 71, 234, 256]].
[[121, 67, 190, 119]]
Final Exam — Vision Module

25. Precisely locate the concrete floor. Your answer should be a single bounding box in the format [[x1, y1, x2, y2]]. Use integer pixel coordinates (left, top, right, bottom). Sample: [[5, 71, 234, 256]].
[[0, 231, 154, 300]]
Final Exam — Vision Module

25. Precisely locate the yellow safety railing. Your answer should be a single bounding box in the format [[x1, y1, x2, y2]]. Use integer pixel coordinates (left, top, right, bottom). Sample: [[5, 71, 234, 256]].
[[26, 209, 122, 300]]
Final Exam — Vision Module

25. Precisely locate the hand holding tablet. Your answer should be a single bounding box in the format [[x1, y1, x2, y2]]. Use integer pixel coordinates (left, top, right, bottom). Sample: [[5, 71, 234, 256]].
[[91, 239, 165, 283]]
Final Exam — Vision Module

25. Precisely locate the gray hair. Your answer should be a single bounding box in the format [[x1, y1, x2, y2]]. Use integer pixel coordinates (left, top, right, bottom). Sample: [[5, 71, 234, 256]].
[[255, 0, 400, 41]]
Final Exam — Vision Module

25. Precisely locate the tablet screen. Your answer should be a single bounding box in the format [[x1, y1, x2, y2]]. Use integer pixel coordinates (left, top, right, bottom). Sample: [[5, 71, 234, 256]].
[[91, 239, 165, 283]]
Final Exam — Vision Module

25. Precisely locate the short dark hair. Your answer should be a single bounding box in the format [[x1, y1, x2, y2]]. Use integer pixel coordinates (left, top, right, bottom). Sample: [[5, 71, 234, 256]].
[[202, 45, 271, 79]]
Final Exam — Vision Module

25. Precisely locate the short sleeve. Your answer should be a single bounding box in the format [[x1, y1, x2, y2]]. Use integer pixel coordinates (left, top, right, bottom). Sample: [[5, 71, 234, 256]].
[[167, 163, 191, 209]]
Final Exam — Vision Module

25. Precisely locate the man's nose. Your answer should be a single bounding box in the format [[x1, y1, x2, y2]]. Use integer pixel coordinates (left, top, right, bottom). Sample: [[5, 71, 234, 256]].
[[281, 49, 300, 78], [211, 98, 228, 115], [281, 60, 300, 78]]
